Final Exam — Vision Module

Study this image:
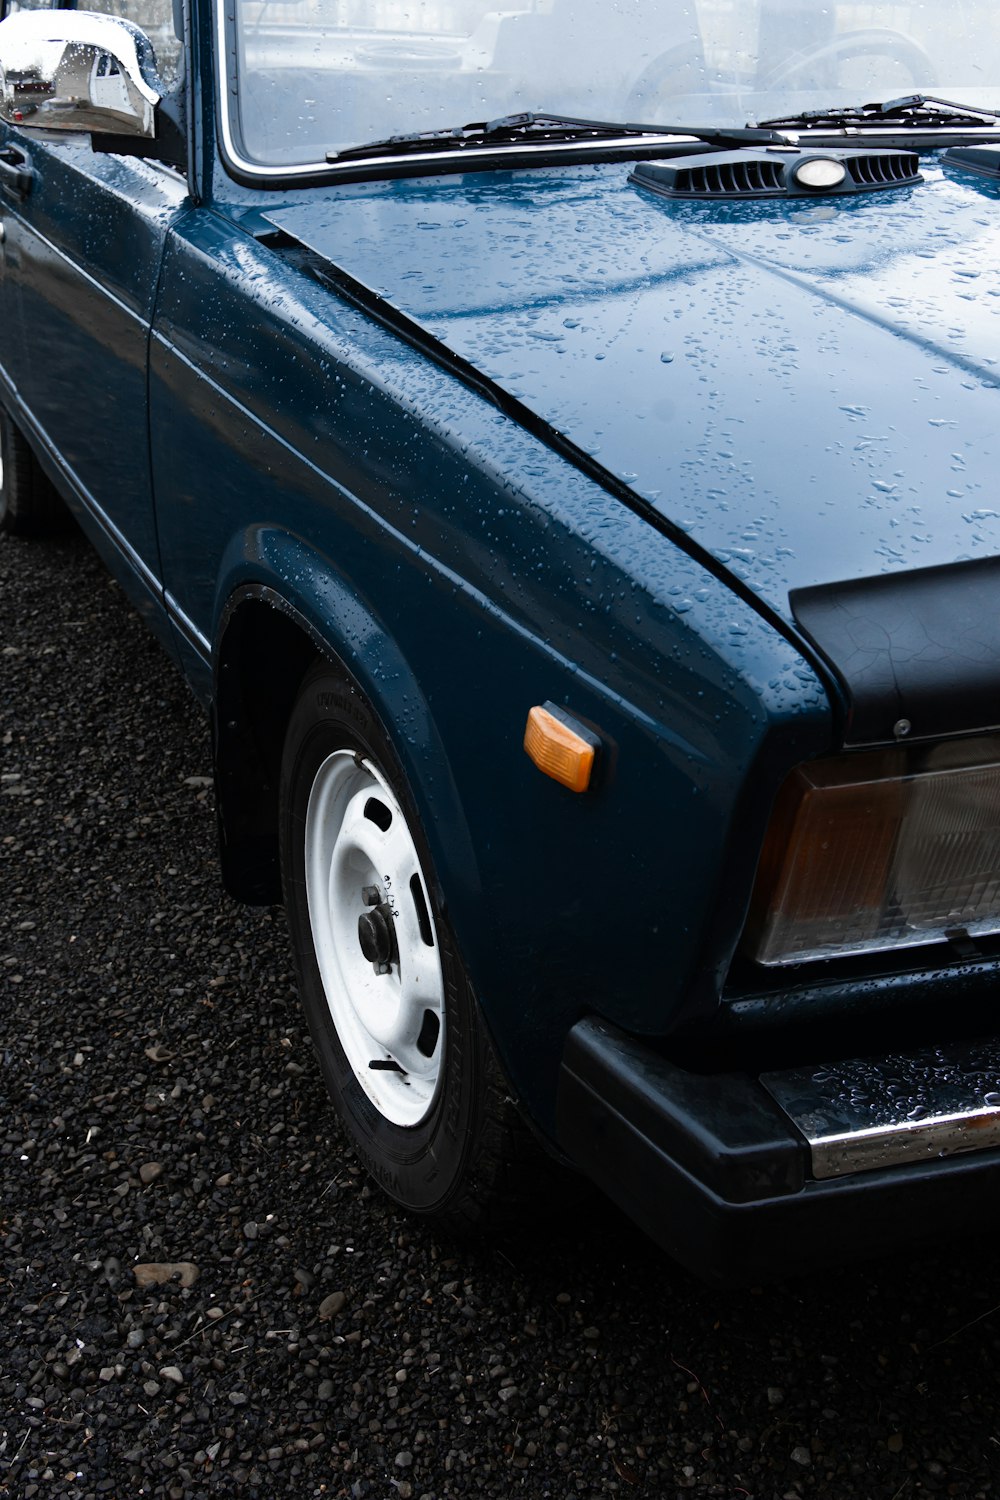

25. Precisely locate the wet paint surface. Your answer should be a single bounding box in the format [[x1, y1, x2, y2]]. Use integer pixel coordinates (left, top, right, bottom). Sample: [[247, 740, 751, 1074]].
[[147, 198, 832, 1090], [268, 159, 1000, 622]]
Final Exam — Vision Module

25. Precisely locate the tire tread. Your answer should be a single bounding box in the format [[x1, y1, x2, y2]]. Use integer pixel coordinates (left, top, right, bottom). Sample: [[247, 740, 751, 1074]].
[[1, 406, 66, 537]]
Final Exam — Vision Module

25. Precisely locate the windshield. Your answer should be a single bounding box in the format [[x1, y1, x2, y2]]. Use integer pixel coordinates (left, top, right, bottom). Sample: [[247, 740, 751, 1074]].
[[228, 0, 1000, 170]]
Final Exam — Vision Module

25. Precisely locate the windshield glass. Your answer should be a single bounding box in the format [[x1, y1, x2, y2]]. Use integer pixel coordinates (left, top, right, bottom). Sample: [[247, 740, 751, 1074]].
[[229, 0, 1000, 169]]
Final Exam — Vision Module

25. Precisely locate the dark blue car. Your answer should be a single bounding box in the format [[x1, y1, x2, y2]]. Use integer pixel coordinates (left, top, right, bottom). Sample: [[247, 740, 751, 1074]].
[[3, 0, 1000, 1280]]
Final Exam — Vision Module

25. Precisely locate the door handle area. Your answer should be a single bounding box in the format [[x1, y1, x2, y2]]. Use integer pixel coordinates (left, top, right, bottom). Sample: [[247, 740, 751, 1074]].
[[0, 146, 33, 201]]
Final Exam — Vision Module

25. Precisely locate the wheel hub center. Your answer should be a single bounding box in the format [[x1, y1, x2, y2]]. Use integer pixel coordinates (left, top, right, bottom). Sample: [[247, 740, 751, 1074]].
[[358, 884, 396, 974], [358, 906, 392, 966]]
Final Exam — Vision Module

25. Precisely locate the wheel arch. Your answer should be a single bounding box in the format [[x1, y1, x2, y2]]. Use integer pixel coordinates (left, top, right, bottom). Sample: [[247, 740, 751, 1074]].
[[213, 575, 482, 921]]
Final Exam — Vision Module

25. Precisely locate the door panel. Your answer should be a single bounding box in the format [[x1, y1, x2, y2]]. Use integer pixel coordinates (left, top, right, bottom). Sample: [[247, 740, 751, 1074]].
[[0, 129, 187, 604]]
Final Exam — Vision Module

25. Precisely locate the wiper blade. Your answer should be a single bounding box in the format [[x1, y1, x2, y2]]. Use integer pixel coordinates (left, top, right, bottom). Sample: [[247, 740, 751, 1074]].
[[756, 94, 999, 131], [328, 110, 793, 164]]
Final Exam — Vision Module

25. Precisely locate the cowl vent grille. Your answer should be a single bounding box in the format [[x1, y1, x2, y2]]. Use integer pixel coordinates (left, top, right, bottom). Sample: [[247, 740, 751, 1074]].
[[673, 157, 785, 196], [631, 148, 921, 200], [850, 152, 920, 186]]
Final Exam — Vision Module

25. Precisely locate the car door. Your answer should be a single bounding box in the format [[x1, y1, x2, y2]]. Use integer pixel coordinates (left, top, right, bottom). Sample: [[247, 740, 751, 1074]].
[[0, 0, 188, 621], [0, 0, 52, 437]]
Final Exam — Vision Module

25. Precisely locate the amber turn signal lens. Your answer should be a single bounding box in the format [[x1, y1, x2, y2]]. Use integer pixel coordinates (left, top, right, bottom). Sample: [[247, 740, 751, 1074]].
[[524, 704, 597, 794]]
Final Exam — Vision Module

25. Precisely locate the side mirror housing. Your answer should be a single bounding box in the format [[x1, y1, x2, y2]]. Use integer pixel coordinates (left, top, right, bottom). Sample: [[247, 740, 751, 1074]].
[[0, 8, 161, 140]]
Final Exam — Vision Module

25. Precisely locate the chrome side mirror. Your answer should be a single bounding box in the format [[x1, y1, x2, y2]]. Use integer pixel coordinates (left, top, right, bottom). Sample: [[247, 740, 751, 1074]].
[[0, 9, 161, 139]]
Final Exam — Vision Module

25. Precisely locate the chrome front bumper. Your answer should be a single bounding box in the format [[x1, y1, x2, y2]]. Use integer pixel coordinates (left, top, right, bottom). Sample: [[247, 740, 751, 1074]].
[[761, 1043, 1000, 1180]]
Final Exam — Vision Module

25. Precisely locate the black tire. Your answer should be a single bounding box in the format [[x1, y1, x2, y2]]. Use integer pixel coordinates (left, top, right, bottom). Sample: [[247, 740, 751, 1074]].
[[279, 659, 548, 1232], [0, 404, 65, 537]]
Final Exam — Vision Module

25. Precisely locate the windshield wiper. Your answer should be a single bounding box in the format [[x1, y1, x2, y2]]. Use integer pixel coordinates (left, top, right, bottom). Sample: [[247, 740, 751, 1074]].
[[756, 94, 999, 131], [327, 110, 793, 164]]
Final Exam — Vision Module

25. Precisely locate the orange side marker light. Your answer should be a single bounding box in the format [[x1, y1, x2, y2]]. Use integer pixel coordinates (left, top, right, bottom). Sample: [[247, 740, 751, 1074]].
[[523, 703, 598, 794]]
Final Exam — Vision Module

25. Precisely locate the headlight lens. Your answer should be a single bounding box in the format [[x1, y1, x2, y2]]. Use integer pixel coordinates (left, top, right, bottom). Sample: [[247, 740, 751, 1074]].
[[745, 736, 1000, 966]]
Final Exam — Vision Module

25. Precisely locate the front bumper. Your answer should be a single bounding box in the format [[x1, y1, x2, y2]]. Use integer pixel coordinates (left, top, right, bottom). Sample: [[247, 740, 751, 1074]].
[[556, 1018, 1000, 1282]]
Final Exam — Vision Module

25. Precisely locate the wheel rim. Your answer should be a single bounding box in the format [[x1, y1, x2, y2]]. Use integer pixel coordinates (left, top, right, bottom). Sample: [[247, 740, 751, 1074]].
[[304, 750, 446, 1128]]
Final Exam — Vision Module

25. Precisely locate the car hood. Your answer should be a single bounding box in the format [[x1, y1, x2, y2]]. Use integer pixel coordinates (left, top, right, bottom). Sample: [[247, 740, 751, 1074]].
[[266, 157, 1000, 628]]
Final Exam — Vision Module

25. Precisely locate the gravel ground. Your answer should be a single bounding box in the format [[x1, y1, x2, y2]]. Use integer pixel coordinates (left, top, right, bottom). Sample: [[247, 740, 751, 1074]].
[[4, 524, 1000, 1500]]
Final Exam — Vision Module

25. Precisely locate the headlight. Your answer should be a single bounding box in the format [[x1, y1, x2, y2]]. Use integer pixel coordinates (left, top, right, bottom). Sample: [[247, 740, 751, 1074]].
[[744, 736, 1000, 966]]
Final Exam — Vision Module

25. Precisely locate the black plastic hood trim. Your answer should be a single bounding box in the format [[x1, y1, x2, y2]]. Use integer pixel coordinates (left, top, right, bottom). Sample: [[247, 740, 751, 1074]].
[[791, 556, 1000, 748]]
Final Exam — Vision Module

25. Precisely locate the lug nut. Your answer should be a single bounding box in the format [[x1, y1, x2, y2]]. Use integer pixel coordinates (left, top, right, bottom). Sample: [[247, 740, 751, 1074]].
[[361, 885, 382, 907]]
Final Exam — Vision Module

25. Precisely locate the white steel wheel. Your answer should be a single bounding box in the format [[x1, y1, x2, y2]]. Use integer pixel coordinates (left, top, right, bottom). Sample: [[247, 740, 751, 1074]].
[[281, 661, 557, 1230], [303, 749, 445, 1127]]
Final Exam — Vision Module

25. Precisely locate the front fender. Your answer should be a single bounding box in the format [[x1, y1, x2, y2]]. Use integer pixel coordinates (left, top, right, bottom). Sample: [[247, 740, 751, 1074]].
[[213, 528, 483, 919]]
